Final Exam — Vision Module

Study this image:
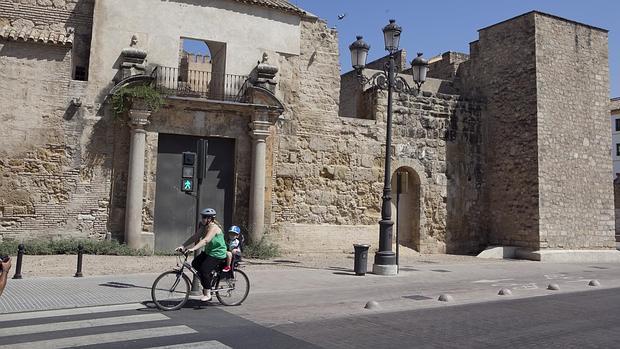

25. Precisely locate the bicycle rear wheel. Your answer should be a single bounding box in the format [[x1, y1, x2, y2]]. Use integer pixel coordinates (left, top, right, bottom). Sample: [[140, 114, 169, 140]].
[[215, 269, 250, 306], [151, 270, 190, 311]]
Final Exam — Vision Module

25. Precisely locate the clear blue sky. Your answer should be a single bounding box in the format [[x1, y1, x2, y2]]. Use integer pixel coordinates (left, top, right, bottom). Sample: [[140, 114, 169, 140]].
[[290, 0, 619, 97]]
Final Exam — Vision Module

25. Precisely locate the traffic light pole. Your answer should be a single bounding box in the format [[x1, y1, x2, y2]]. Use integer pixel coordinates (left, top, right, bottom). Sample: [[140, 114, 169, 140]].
[[190, 139, 206, 295]]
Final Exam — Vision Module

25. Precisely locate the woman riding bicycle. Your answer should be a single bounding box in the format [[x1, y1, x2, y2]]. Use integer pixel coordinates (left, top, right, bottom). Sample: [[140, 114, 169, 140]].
[[176, 207, 227, 302]]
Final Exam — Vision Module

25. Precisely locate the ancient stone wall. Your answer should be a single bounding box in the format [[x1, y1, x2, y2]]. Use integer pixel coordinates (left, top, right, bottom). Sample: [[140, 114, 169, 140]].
[[535, 14, 615, 249], [0, 0, 108, 242], [0, 0, 95, 79], [375, 90, 484, 253], [460, 13, 540, 249], [427, 52, 469, 81], [615, 175, 620, 241], [271, 17, 483, 253]]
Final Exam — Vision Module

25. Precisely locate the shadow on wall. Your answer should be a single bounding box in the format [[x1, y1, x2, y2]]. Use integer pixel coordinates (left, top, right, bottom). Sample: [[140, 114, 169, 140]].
[[445, 100, 486, 255], [391, 167, 421, 252], [81, 82, 124, 237], [0, 41, 69, 61]]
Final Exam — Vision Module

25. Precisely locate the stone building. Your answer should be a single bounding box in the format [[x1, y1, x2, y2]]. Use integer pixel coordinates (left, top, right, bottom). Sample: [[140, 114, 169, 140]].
[[611, 97, 620, 241], [612, 97, 620, 176], [0, 1, 617, 261]]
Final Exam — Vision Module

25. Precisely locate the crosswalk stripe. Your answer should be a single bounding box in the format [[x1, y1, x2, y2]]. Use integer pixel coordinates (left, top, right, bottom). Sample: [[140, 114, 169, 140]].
[[0, 325, 197, 349], [145, 341, 233, 349], [0, 313, 169, 337], [0, 303, 145, 322]]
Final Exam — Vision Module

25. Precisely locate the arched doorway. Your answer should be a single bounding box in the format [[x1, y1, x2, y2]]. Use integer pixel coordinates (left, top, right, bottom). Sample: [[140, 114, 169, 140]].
[[391, 167, 422, 251]]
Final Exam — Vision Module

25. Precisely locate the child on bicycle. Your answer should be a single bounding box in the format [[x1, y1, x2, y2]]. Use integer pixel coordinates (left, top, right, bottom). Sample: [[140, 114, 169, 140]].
[[222, 225, 242, 272]]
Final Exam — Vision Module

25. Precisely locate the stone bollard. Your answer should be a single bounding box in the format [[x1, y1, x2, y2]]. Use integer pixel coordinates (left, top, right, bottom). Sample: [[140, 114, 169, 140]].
[[12, 244, 24, 279], [74, 244, 84, 277]]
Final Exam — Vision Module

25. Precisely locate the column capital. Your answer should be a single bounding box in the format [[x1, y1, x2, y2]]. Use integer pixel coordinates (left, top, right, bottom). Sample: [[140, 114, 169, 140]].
[[249, 120, 271, 140], [128, 108, 151, 129]]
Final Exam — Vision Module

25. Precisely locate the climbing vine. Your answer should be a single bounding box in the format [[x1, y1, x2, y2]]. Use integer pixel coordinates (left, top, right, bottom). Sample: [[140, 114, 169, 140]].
[[111, 84, 164, 117]]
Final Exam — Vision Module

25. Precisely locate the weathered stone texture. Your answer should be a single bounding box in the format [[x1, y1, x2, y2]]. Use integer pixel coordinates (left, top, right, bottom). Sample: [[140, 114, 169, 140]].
[[427, 51, 469, 81], [1, 0, 95, 77], [460, 13, 540, 249], [535, 14, 614, 249], [272, 17, 484, 253], [0, 1, 106, 241]]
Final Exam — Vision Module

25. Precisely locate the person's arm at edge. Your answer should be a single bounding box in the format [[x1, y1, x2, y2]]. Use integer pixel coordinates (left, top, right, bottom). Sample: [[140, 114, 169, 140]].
[[0, 258, 12, 297]]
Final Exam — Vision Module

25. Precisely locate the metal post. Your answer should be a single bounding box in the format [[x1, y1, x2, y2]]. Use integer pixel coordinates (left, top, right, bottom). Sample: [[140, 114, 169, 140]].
[[373, 52, 397, 274], [190, 139, 206, 295], [74, 244, 84, 277], [396, 172, 402, 274], [13, 244, 24, 279]]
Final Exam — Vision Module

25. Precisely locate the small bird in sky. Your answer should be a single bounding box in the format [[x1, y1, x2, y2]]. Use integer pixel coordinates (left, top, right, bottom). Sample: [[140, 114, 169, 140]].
[[337, 13, 346, 20]]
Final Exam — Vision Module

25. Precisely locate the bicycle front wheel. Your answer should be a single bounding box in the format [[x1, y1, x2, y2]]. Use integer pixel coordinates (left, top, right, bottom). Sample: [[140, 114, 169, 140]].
[[151, 270, 191, 311], [215, 269, 250, 306]]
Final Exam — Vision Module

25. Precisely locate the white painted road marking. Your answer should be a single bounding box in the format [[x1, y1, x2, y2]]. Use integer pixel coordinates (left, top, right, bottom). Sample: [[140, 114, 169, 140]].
[[0, 303, 145, 322], [145, 341, 233, 349], [0, 325, 197, 349], [0, 313, 169, 337]]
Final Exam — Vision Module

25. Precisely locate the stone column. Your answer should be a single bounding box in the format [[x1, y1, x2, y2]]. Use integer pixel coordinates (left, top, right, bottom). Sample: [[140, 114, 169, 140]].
[[248, 119, 271, 242], [125, 108, 151, 249]]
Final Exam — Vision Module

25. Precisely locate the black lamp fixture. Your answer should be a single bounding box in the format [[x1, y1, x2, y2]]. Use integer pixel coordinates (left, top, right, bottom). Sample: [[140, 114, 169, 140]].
[[349, 19, 428, 275]]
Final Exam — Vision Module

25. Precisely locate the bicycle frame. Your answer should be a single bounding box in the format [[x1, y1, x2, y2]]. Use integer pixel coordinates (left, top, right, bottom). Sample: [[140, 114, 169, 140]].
[[174, 253, 235, 293]]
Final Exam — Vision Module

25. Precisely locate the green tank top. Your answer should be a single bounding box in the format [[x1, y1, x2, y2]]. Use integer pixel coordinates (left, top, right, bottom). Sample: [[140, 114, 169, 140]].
[[203, 224, 227, 259]]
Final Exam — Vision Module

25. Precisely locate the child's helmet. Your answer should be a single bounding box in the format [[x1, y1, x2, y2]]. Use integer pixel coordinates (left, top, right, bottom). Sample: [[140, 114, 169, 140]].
[[228, 225, 241, 235]]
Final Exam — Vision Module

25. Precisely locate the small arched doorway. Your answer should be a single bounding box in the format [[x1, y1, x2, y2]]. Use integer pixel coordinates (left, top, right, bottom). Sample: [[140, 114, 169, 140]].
[[391, 167, 422, 251]]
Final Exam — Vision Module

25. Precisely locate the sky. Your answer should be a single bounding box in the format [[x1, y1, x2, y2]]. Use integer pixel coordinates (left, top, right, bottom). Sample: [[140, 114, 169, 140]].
[[288, 0, 619, 97]]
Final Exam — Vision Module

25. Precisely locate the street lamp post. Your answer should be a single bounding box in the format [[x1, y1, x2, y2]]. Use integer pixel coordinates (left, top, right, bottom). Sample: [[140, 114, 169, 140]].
[[349, 20, 429, 275]]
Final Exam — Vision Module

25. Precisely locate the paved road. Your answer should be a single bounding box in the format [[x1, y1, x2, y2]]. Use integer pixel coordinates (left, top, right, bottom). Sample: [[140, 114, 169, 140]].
[[274, 287, 620, 349], [4, 288, 620, 348], [0, 302, 318, 349]]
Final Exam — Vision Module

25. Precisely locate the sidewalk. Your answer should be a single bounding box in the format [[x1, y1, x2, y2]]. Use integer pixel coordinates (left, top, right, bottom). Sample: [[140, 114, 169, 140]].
[[3, 251, 620, 326]]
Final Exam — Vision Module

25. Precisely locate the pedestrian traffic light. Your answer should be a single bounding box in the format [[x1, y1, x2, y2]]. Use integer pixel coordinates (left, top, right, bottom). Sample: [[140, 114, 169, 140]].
[[182, 178, 193, 192], [181, 151, 196, 193]]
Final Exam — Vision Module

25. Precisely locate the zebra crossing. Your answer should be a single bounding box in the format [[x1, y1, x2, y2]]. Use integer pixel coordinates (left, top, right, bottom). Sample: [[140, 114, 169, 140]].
[[0, 303, 232, 349]]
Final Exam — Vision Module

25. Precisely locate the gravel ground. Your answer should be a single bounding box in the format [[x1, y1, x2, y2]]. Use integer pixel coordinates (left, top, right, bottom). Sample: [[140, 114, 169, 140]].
[[4, 246, 495, 278]]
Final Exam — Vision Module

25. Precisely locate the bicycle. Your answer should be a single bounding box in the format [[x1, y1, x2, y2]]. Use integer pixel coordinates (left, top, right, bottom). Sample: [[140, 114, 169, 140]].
[[151, 251, 250, 310]]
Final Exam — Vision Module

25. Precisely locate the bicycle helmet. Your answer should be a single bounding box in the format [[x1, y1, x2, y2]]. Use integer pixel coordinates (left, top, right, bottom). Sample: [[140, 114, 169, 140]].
[[200, 208, 216, 217], [228, 225, 241, 235]]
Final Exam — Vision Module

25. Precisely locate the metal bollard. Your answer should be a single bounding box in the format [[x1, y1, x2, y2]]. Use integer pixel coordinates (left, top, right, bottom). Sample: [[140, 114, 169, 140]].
[[74, 244, 84, 277], [12, 244, 24, 279]]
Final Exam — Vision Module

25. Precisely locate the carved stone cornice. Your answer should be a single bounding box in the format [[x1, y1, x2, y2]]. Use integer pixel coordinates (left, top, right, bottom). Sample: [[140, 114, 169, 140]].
[[249, 120, 271, 140], [128, 108, 151, 129]]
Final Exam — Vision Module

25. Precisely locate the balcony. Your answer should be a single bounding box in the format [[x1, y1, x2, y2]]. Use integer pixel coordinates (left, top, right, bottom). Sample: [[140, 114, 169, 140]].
[[154, 66, 250, 103]]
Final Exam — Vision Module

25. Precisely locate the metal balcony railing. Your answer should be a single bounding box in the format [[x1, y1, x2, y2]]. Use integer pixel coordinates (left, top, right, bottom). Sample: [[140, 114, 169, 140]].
[[154, 66, 250, 102]]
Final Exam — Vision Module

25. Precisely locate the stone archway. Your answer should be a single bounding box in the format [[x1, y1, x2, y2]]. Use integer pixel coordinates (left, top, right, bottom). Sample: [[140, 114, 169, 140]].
[[391, 166, 423, 251]]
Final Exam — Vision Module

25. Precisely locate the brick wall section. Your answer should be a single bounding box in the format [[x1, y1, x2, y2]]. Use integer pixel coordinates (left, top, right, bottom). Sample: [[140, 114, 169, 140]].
[[535, 14, 615, 249], [0, 0, 95, 78], [461, 13, 540, 248]]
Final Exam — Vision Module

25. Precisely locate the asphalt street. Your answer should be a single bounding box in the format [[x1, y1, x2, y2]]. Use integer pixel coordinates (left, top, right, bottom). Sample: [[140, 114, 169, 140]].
[[274, 287, 620, 349], [0, 301, 318, 349], [3, 287, 620, 348]]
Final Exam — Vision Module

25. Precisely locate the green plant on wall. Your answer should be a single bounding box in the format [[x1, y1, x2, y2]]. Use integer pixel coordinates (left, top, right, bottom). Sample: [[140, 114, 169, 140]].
[[111, 84, 164, 117]]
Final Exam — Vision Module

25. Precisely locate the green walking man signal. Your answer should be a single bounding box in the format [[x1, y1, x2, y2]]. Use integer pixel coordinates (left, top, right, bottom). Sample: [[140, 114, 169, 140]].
[[182, 178, 193, 191], [181, 151, 196, 193]]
